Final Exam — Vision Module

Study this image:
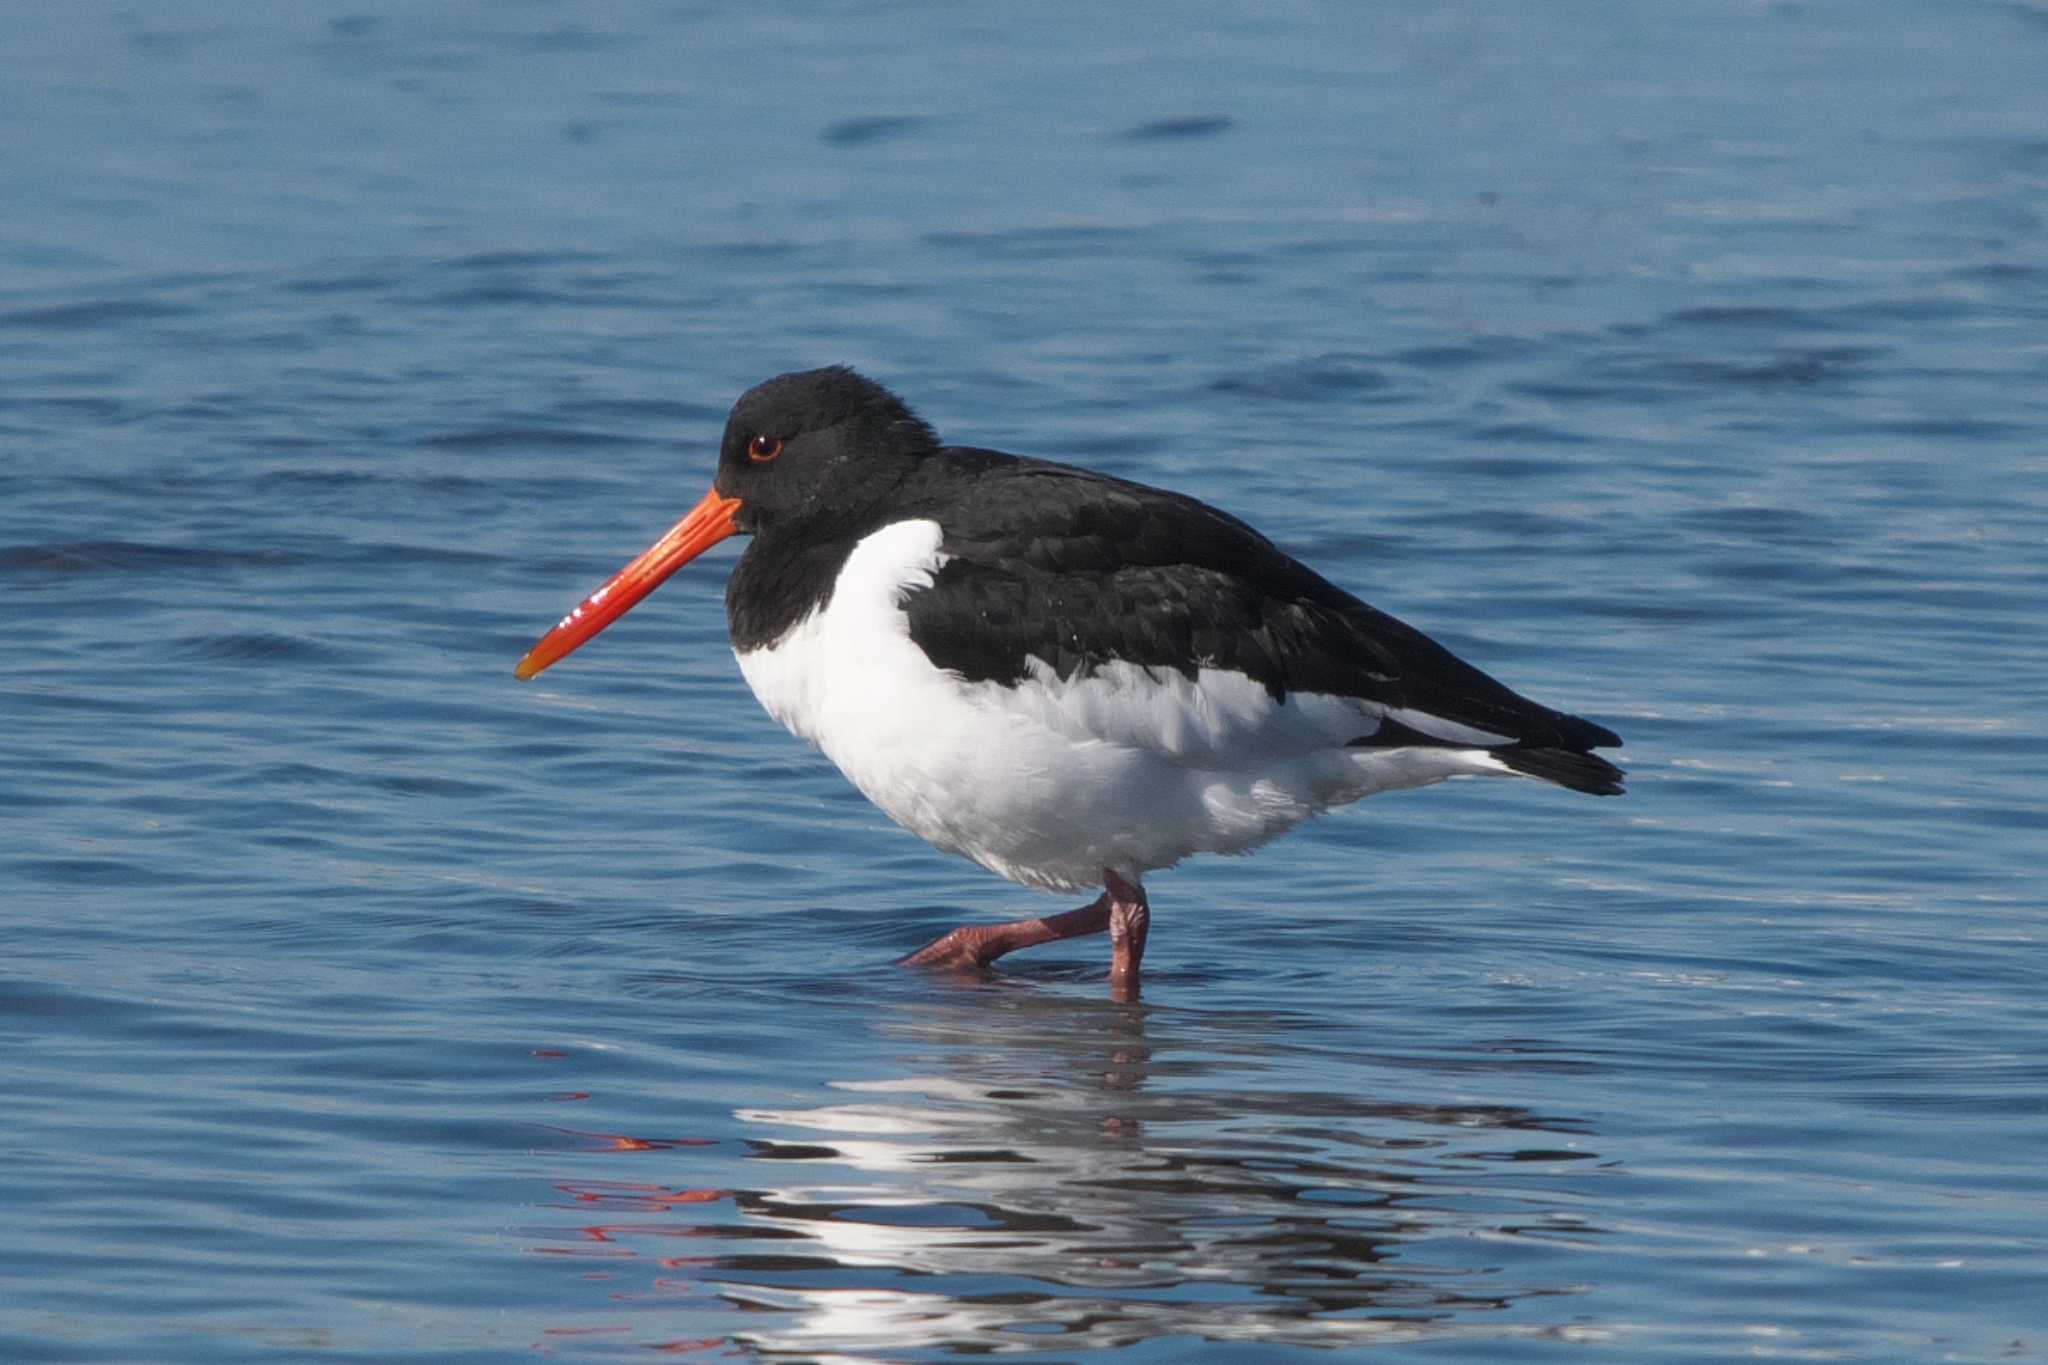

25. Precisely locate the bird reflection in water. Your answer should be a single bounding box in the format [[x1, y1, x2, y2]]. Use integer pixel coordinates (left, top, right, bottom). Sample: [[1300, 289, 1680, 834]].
[[531, 988, 1614, 1355]]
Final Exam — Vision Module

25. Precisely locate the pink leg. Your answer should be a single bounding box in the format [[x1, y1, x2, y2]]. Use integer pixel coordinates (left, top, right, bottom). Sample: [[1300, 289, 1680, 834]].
[[898, 893, 1111, 971], [1105, 870, 1150, 1003], [900, 869, 1152, 1000]]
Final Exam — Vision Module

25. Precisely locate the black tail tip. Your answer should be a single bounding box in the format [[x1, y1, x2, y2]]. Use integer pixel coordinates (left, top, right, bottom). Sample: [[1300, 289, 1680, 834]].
[[1493, 746, 1627, 796]]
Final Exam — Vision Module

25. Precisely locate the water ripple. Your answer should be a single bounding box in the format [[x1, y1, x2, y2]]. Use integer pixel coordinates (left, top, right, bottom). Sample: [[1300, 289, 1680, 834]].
[[0, 298, 194, 330], [0, 540, 306, 574], [820, 114, 933, 147], [6, 4, 2046, 1361], [1119, 114, 1235, 141]]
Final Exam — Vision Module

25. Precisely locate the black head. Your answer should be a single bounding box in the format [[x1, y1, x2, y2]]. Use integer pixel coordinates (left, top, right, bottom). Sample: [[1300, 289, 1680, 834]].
[[714, 366, 939, 535], [513, 366, 938, 681]]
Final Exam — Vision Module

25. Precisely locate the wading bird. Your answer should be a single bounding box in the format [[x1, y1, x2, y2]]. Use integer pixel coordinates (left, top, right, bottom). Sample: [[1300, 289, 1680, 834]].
[[517, 367, 1623, 1000]]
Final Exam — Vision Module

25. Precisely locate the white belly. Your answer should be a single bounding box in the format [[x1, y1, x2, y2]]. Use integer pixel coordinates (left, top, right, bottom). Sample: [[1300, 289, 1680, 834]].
[[735, 520, 1509, 892]]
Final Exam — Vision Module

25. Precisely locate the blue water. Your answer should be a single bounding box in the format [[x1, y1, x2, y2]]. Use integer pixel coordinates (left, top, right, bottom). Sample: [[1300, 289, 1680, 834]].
[[5, 3, 2046, 1360]]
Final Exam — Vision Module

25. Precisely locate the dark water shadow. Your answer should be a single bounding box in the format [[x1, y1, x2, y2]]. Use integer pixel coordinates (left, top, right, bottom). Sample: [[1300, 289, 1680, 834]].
[[529, 985, 1611, 1357]]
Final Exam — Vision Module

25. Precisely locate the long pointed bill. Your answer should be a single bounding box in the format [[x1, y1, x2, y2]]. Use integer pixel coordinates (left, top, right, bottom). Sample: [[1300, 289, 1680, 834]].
[[514, 488, 742, 680]]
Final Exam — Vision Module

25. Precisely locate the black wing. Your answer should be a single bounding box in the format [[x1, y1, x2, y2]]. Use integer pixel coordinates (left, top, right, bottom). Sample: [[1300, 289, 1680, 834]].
[[897, 449, 1624, 794]]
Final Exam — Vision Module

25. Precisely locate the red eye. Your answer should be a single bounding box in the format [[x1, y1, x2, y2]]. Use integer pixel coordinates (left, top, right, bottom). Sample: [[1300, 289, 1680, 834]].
[[747, 434, 784, 462]]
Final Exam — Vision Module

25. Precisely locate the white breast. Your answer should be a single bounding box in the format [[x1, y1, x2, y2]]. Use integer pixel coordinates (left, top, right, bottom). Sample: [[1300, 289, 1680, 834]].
[[736, 519, 1511, 892]]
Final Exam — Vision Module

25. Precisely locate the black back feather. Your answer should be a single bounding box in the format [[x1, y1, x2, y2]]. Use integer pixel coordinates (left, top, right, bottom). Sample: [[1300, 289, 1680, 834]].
[[886, 450, 1621, 777]]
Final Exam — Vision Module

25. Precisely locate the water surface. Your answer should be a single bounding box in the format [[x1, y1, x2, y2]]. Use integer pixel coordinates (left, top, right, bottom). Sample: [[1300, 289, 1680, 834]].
[[4, 2, 2045, 1361]]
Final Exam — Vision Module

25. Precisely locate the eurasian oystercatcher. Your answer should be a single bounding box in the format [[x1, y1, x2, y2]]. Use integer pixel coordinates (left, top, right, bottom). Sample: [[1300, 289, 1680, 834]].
[[516, 366, 1623, 1000]]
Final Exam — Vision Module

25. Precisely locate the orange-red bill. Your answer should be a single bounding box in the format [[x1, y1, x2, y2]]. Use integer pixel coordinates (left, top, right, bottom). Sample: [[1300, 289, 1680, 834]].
[[514, 488, 742, 681]]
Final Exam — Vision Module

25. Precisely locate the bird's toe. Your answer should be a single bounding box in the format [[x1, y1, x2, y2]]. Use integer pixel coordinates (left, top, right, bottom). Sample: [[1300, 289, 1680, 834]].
[[898, 926, 998, 971]]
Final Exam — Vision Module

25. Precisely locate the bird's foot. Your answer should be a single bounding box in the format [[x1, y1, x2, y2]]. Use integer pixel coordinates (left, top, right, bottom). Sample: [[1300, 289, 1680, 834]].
[[898, 924, 1004, 972], [900, 893, 1115, 974], [901, 871, 1150, 1000]]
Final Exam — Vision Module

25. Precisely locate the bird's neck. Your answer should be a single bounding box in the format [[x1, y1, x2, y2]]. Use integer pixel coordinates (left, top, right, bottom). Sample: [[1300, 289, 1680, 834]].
[[724, 519, 870, 653]]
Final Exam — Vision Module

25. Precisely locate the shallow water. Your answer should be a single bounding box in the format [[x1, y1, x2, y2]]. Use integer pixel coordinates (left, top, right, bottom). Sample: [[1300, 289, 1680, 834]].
[[5, 2, 2046, 1361]]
